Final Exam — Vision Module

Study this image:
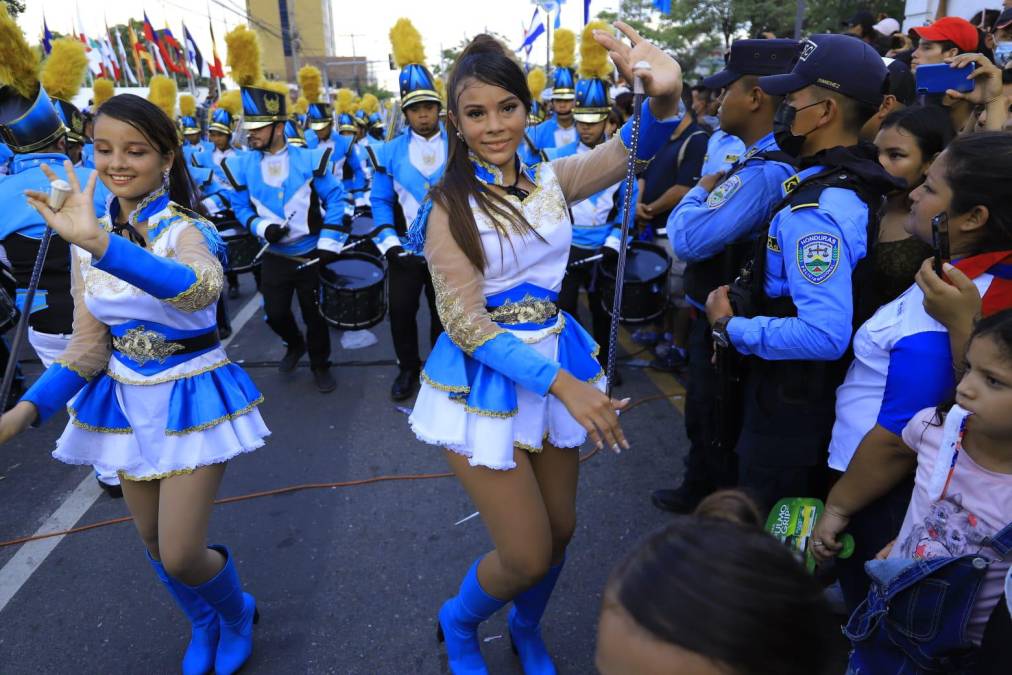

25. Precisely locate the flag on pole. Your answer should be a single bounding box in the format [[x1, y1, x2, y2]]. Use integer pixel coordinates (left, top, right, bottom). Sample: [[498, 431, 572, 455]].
[[519, 24, 546, 53], [102, 38, 122, 82], [183, 24, 209, 78], [653, 0, 672, 13], [115, 28, 138, 85], [42, 17, 53, 55], [130, 23, 155, 79], [208, 20, 224, 79], [584, 0, 591, 24]]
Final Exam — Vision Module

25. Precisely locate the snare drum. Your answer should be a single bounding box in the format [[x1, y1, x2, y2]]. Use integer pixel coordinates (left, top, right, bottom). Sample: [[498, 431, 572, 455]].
[[598, 241, 672, 324], [217, 224, 262, 274], [347, 215, 379, 255], [318, 252, 387, 330]]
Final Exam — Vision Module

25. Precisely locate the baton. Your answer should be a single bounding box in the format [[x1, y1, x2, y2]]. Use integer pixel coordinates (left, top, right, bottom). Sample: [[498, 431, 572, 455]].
[[605, 62, 650, 397], [0, 180, 71, 418]]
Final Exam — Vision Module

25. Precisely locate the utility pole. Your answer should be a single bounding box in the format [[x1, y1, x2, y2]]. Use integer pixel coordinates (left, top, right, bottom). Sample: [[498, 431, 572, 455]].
[[794, 0, 805, 40]]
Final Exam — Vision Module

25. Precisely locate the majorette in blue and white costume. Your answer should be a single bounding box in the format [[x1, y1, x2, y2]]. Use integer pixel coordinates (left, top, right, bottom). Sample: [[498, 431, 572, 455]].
[[406, 101, 676, 470], [20, 187, 269, 479]]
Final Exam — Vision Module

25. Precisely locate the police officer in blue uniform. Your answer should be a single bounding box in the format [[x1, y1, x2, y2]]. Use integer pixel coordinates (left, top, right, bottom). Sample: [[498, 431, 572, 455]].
[[548, 73, 636, 384], [653, 39, 800, 513], [223, 85, 348, 393], [705, 34, 904, 510], [0, 82, 118, 496], [370, 61, 447, 401]]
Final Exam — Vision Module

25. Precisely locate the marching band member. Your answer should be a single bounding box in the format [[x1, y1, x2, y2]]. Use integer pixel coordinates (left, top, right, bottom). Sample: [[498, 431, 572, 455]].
[[221, 26, 347, 393], [370, 18, 446, 402], [528, 29, 578, 153], [178, 93, 214, 168], [1, 87, 268, 674], [406, 24, 681, 674], [548, 22, 637, 386], [41, 38, 91, 169], [0, 20, 119, 495]]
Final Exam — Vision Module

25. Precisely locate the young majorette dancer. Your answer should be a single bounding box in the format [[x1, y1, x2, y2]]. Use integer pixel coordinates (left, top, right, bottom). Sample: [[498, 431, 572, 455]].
[[0, 57, 269, 675], [406, 23, 682, 674]]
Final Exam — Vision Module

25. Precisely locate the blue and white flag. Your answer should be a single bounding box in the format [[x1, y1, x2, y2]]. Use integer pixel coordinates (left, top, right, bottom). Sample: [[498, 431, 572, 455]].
[[183, 24, 209, 78]]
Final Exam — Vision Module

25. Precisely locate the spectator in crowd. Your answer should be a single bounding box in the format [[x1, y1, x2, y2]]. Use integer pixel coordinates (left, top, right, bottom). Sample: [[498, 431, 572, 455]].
[[824, 132, 1012, 611], [814, 308, 1012, 671], [596, 516, 839, 675], [992, 8, 1012, 67], [911, 16, 982, 70], [842, 10, 879, 47], [860, 58, 918, 140]]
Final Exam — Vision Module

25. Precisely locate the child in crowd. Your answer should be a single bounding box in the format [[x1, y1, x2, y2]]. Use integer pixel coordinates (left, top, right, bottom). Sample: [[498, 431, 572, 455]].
[[814, 309, 1012, 672]]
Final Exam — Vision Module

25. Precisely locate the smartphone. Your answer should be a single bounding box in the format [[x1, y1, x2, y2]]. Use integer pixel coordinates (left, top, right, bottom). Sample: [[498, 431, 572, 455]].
[[916, 63, 975, 95], [931, 212, 950, 276]]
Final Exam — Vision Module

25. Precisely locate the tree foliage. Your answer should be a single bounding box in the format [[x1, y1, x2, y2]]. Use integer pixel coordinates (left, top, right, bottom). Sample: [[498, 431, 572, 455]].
[[4, 0, 25, 18]]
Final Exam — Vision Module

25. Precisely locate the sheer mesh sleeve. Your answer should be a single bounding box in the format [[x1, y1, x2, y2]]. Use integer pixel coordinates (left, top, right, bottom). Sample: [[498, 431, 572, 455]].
[[424, 204, 506, 354], [550, 136, 630, 206], [55, 248, 111, 378], [164, 225, 224, 313]]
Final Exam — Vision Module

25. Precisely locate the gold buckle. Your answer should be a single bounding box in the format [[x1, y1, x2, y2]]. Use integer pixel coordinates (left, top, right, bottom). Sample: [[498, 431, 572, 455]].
[[488, 295, 558, 326], [112, 326, 185, 366]]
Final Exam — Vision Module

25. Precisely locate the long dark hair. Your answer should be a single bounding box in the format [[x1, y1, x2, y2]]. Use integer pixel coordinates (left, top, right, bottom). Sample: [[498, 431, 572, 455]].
[[95, 94, 202, 214], [943, 132, 1012, 254], [880, 105, 954, 164], [430, 35, 536, 271], [607, 517, 839, 675]]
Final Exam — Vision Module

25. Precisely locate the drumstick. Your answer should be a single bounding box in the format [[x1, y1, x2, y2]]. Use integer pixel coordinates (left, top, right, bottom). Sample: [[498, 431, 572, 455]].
[[605, 62, 650, 398], [567, 253, 604, 270], [253, 212, 295, 263], [296, 258, 320, 271], [336, 238, 368, 254]]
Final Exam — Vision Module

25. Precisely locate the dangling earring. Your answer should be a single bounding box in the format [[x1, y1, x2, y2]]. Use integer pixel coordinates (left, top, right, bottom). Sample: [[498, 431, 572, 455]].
[[456, 130, 463, 141], [161, 169, 170, 191]]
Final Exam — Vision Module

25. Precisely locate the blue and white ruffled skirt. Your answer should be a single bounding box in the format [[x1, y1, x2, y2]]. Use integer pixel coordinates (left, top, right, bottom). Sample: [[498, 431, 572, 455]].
[[409, 311, 605, 471]]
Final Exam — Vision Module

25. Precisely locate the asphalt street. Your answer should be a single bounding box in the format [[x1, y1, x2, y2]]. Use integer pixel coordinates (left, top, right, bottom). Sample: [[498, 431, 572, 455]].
[[0, 281, 689, 674]]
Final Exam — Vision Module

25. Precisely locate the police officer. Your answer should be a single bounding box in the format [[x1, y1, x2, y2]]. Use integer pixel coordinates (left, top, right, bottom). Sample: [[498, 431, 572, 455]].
[[370, 27, 446, 401], [704, 34, 904, 511], [549, 38, 634, 384], [652, 39, 800, 513], [223, 85, 348, 393], [0, 81, 117, 495]]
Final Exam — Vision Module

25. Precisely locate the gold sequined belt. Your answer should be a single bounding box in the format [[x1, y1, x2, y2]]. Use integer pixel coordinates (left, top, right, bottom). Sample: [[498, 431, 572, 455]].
[[112, 326, 220, 366], [486, 295, 559, 327]]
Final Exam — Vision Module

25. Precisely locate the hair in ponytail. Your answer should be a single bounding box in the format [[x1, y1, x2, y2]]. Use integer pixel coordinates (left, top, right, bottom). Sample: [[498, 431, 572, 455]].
[[95, 94, 204, 215], [430, 34, 539, 270]]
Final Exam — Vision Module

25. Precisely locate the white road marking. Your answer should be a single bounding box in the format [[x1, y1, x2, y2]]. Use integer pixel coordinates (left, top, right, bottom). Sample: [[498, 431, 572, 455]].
[[0, 293, 262, 614]]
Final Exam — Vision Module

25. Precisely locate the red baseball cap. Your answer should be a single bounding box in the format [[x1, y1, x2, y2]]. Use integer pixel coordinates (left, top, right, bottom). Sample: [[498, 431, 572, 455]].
[[911, 16, 980, 52]]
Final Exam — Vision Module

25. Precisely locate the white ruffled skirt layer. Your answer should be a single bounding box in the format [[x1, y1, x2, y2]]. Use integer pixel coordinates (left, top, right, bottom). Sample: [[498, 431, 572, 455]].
[[409, 319, 606, 471], [53, 376, 270, 481]]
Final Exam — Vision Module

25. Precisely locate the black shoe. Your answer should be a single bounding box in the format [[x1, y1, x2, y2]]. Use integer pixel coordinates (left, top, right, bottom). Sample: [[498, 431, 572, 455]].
[[391, 368, 419, 401], [97, 477, 124, 499], [218, 326, 232, 340], [312, 366, 337, 393], [279, 342, 306, 373], [651, 485, 709, 514], [228, 285, 239, 300]]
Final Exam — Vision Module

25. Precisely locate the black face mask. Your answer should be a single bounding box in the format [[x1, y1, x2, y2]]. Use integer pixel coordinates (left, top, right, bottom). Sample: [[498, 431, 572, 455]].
[[773, 99, 825, 157]]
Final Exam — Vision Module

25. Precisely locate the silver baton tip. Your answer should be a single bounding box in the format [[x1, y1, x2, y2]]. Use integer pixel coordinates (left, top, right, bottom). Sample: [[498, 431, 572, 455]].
[[47, 179, 72, 211], [633, 60, 652, 71]]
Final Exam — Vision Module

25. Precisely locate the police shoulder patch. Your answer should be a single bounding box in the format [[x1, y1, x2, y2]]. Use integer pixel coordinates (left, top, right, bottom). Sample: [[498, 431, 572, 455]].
[[706, 174, 743, 209], [796, 232, 841, 284]]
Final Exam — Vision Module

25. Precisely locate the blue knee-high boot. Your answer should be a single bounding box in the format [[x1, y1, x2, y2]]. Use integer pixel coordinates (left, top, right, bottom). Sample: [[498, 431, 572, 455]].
[[189, 545, 259, 675], [146, 551, 220, 675], [437, 559, 507, 675], [508, 560, 565, 675]]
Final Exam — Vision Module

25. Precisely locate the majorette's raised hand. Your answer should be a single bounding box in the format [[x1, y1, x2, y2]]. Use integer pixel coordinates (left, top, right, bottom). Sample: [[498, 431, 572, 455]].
[[592, 21, 682, 119], [24, 160, 110, 258]]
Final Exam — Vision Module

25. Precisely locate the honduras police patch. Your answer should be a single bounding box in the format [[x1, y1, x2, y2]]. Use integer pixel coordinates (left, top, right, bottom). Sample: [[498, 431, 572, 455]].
[[706, 174, 742, 209], [797, 233, 840, 284]]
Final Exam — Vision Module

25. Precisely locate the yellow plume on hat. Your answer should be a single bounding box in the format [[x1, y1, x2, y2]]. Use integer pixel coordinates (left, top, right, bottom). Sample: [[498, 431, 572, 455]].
[[336, 88, 354, 114], [260, 80, 289, 97], [147, 75, 178, 120], [216, 89, 242, 116], [527, 67, 546, 100], [179, 93, 197, 118], [390, 18, 425, 69], [294, 96, 309, 115], [552, 28, 575, 69], [434, 77, 446, 104], [93, 78, 115, 109], [0, 5, 40, 100], [580, 21, 613, 80], [225, 25, 262, 87], [360, 93, 380, 115], [298, 65, 322, 103], [41, 38, 88, 101]]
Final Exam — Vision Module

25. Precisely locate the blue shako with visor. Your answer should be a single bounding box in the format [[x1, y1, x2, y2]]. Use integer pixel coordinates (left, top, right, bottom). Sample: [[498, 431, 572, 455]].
[[0, 84, 66, 153]]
